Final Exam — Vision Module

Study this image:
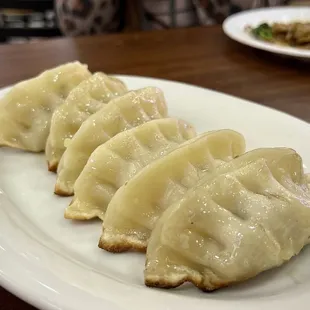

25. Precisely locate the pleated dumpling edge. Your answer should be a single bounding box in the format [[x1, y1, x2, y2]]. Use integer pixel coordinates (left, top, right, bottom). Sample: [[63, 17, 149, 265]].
[[144, 150, 310, 291], [0, 61, 91, 152], [46, 72, 128, 172], [65, 117, 197, 221], [99, 129, 246, 253], [55, 86, 169, 196]]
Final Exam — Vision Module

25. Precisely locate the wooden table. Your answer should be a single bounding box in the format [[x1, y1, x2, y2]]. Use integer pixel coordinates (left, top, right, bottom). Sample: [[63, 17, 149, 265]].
[[0, 25, 310, 310]]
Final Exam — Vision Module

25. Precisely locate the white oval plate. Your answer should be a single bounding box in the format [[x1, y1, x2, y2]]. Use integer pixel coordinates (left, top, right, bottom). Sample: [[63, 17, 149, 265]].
[[223, 7, 310, 58], [1, 75, 310, 310]]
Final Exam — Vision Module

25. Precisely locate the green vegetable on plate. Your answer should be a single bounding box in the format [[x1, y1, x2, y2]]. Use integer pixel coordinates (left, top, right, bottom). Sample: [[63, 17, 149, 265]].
[[251, 23, 273, 41]]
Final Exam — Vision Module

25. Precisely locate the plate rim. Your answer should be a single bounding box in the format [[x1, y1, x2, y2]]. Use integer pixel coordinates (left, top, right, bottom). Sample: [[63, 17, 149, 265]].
[[222, 6, 310, 58], [1, 74, 310, 310]]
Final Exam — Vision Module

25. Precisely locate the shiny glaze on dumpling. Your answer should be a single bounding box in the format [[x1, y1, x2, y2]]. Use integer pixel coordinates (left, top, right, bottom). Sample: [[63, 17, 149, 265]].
[[46, 72, 127, 171], [145, 149, 310, 291], [0, 61, 91, 152], [65, 118, 196, 221], [55, 87, 168, 196], [99, 129, 246, 253]]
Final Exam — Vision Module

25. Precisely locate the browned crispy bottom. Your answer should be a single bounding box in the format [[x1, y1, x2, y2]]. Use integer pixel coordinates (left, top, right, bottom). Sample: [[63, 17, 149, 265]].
[[54, 184, 73, 196], [145, 276, 227, 292], [47, 161, 58, 172], [145, 264, 270, 292], [98, 236, 147, 253]]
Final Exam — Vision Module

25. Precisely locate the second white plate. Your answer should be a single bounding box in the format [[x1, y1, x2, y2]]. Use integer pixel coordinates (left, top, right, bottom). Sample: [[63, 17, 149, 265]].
[[223, 7, 310, 58]]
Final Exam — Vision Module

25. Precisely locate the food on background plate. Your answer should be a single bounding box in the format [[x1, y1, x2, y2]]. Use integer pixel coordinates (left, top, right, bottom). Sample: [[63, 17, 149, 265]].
[[55, 87, 168, 196], [247, 22, 310, 49], [99, 129, 246, 253], [46, 72, 128, 172], [0, 62, 91, 152], [65, 118, 196, 221], [145, 151, 310, 291]]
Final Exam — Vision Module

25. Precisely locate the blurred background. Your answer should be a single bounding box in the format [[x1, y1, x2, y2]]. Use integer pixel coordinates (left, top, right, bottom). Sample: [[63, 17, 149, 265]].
[[1, 0, 59, 44], [0, 0, 309, 44]]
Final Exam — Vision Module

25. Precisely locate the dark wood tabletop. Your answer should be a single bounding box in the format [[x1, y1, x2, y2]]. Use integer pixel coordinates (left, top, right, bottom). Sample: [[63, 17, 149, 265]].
[[0, 25, 310, 310]]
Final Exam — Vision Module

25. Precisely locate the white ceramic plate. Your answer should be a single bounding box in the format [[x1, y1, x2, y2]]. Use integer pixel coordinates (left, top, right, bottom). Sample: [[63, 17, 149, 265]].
[[1, 75, 310, 310], [223, 7, 310, 58]]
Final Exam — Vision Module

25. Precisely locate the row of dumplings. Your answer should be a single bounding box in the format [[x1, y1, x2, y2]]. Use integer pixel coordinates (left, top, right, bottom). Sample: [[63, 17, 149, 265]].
[[1, 62, 310, 292]]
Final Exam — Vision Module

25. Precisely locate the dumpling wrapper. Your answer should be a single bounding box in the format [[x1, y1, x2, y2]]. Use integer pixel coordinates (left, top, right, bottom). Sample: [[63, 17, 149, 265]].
[[0, 62, 91, 152], [145, 151, 310, 291], [65, 118, 196, 220], [99, 129, 246, 253], [100, 147, 299, 253], [65, 118, 196, 221], [46, 72, 127, 172], [55, 87, 168, 196]]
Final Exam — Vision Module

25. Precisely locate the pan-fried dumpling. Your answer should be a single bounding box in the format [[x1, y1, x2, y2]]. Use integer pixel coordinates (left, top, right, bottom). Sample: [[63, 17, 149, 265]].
[[99, 129, 246, 252], [145, 153, 310, 291], [99, 147, 299, 253], [46, 72, 127, 172], [0, 62, 91, 152], [65, 118, 196, 221], [55, 87, 168, 196]]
